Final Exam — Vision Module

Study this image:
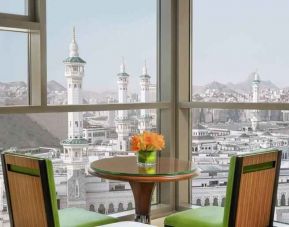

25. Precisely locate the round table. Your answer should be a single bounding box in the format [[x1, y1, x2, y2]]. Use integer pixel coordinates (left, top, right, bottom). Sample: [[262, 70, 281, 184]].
[[89, 156, 199, 224]]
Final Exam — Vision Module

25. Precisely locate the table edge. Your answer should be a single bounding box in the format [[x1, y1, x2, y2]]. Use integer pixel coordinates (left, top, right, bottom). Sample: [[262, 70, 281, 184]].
[[88, 168, 200, 183]]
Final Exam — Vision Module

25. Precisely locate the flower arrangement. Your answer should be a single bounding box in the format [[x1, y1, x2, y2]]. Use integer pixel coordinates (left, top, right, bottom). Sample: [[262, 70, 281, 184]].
[[130, 131, 165, 152], [130, 131, 165, 166]]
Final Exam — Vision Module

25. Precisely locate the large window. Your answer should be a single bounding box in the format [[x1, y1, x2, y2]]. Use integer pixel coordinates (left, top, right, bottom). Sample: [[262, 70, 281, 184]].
[[191, 0, 289, 224], [0, 110, 157, 224], [192, 0, 289, 104], [47, 0, 157, 105], [0, 0, 171, 225]]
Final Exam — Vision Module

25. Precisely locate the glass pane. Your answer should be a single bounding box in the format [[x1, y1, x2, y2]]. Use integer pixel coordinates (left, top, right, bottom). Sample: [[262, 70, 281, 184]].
[[191, 108, 289, 224], [0, 0, 27, 15], [47, 0, 157, 105], [0, 31, 28, 106], [0, 109, 157, 223], [192, 0, 289, 103]]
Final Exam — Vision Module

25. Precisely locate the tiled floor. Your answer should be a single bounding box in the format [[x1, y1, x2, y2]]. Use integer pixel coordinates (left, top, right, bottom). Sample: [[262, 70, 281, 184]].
[[151, 217, 165, 227]]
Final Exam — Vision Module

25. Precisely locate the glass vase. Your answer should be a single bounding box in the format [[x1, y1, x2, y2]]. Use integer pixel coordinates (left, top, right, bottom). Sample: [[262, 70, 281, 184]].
[[137, 150, 157, 166]]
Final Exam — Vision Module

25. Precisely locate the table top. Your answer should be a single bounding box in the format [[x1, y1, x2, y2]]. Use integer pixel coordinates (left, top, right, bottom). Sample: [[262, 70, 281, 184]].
[[89, 156, 199, 183]]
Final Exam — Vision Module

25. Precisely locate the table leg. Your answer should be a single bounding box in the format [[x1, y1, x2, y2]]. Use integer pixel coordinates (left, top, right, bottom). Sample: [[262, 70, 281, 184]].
[[129, 181, 156, 224]]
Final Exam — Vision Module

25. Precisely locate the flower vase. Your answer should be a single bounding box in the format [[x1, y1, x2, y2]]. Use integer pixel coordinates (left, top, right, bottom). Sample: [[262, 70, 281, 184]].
[[137, 150, 157, 166], [138, 165, 156, 174]]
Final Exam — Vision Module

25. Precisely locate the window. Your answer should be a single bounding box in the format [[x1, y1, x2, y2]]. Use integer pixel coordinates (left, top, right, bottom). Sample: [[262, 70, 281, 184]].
[[0, 31, 28, 106], [0, 109, 157, 221], [0, 1, 27, 15], [46, 0, 157, 105], [0, 0, 169, 223], [191, 0, 289, 224], [192, 0, 289, 104], [191, 108, 289, 223]]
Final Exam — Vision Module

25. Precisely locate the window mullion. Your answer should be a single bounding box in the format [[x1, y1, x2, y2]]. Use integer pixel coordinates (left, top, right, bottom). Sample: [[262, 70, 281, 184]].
[[158, 0, 177, 212], [29, 0, 47, 106], [180, 101, 289, 111], [175, 0, 191, 209]]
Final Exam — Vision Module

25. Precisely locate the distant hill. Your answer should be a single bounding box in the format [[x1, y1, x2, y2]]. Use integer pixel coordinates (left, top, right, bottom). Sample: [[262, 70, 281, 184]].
[[0, 81, 27, 89], [228, 73, 278, 93], [47, 80, 66, 92], [194, 73, 279, 94], [0, 114, 61, 150], [205, 81, 237, 93], [196, 81, 239, 95], [28, 113, 67, 140]]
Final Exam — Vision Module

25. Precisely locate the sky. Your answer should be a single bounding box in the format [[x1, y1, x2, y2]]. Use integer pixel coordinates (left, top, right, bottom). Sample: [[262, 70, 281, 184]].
[[2, 0, 289, 90], [193, 0, 289, 87]]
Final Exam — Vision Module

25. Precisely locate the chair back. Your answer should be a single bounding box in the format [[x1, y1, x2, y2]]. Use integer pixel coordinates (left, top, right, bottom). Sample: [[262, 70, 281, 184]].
[[1, 152, 60, 227], [223, 149, 281, 227]]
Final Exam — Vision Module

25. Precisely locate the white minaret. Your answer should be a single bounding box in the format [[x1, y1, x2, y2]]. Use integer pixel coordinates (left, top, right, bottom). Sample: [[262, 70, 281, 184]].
[[107, 97, 115, 128], [252, 71, 260, 103], [115, 58, 130, 152], [64, 27, 86, 139], [61, 27, 88, 209], [251, 71, 261, 131], [138, 61, 152, 133]]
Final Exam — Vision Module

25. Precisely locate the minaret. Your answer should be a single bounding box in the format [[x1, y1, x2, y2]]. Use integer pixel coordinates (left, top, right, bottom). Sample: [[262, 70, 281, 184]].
[[61, 28, 88, 209], [252, 71, 260, 103], [138, 61, 152, 133], [115, 58, 130, 152], [107, 97, 115, 128], [115, 58, 129, 151], [64, 27, 86, 139], [251, 71, 260, 131]]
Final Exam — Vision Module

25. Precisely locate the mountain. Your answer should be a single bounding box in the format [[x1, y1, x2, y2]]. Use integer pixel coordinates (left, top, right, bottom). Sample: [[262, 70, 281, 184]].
[[194, 73, 279, 94], [227, 74, 279, 93], [28, 113, 67, 140], [0, 114, 61, 149], [197, 81, 238, 94], [0, 81, 27, 89], [47, 80, 66, 92]]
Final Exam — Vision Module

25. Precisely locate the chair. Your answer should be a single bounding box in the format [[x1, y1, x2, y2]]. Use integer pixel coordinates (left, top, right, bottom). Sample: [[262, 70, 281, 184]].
[[164, 149, 282, 227], [1, 152, 118, 227]]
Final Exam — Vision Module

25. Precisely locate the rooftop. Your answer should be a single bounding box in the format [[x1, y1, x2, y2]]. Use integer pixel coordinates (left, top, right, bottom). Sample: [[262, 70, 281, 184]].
[[61, 138, 89, 145]]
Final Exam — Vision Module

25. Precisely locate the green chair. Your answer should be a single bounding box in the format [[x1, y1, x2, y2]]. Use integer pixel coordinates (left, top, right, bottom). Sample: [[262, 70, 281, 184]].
[[1, 152, 118, 227], [164, 149, 282, 227]]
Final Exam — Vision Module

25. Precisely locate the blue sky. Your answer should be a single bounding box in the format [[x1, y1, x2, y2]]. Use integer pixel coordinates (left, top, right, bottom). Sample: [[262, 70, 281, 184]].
[[2, 0, 289, 89]]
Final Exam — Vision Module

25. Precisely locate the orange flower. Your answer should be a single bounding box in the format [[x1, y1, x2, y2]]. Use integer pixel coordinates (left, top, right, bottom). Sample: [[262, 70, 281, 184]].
[[130, 131, 165, 152], [130, 135, 141, 152]]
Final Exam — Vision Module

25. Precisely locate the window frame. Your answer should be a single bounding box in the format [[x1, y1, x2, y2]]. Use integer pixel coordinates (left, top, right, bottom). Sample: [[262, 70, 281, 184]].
[[177, 0, 289, 225], [0, 0, 175, 220], [1, 0, 289, 225]]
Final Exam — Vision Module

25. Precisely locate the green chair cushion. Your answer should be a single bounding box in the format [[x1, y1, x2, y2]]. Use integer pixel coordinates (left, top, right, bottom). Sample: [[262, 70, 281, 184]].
[[59, 208, 118, 227], [164, 206, 224, 227]]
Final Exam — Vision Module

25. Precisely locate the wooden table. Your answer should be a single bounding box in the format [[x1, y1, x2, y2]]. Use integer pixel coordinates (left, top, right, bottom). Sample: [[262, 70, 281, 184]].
[[89, 156, 199, 224]]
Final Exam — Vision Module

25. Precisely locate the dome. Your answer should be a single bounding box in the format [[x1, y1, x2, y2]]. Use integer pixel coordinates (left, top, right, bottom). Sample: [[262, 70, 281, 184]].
[[63, 56, 86, 64]]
